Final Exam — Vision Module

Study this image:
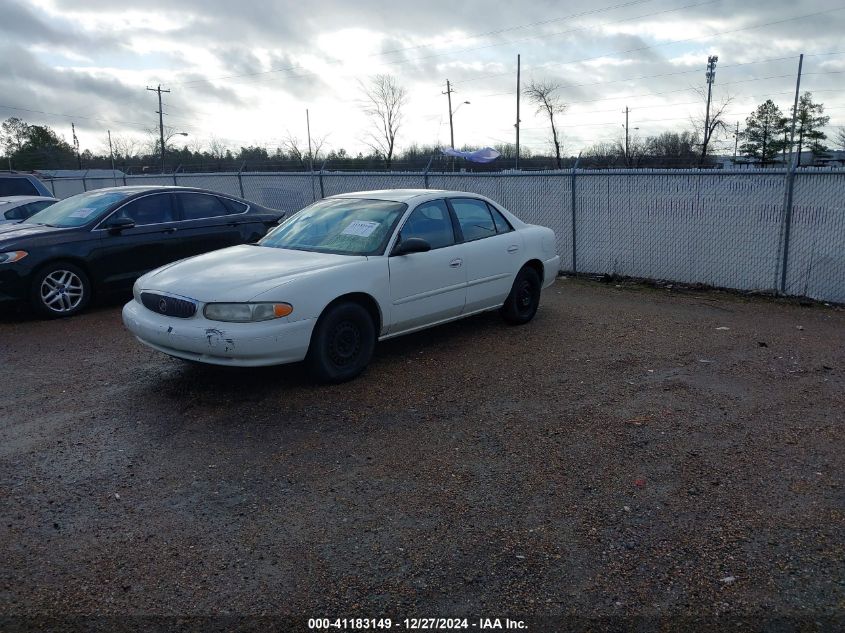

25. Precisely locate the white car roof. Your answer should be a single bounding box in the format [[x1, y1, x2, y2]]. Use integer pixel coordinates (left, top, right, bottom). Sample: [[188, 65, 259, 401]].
[[0, 195, 57, 205], [328, 189, 487, 203]]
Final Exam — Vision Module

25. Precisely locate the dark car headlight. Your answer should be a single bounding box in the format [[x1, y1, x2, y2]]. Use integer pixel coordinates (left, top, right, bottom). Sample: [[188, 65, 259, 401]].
[[0, 251, 27, 264]]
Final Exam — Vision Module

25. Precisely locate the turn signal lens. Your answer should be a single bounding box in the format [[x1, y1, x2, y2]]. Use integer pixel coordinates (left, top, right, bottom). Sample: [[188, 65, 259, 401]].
[[0, 250, 27, 264], [273, 303, 293, 317]]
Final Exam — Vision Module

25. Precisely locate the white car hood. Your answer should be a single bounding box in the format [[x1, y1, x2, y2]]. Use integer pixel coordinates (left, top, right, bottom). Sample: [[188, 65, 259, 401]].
[[141, 244, 364, 302]]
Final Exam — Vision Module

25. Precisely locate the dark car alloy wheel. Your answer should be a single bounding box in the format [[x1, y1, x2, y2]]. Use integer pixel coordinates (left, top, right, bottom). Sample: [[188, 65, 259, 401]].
[[31, 262, 91, 318], [40, 269, 85, 314]]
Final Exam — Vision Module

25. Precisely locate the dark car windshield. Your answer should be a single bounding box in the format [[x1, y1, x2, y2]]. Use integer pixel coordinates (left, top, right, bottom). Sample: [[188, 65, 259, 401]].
[[26, 190, 131, 228], [259, 198, 406, 255]]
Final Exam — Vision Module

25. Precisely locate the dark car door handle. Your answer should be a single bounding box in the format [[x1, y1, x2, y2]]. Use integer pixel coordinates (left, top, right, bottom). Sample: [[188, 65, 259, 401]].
[[163, 227, 177, 234]]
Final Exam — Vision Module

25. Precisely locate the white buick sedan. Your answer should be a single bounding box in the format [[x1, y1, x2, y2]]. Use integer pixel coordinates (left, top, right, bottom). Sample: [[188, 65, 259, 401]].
[[123, 189, 560, 382]]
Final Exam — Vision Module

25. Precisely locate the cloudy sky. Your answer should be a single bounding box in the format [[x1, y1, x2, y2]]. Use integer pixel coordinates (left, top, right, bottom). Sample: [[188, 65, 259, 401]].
[[2, 0, 844, 160]]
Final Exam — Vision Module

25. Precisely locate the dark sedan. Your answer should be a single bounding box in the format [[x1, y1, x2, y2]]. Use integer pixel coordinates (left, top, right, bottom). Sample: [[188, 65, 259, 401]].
[[0, 186, 284, 317]]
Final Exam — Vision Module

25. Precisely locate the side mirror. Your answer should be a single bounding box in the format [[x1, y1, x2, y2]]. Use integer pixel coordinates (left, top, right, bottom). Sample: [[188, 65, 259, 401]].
[[393, 237, 432, 256], [106, 217, 135, 234]]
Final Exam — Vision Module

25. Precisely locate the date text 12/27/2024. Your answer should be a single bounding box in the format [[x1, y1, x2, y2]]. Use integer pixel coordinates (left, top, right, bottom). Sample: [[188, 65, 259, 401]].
[[308, 618, 528, 630]]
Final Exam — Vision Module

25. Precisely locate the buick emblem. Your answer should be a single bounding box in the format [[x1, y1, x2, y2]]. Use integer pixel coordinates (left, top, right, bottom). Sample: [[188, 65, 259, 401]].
[[158, 299, 168, 313]]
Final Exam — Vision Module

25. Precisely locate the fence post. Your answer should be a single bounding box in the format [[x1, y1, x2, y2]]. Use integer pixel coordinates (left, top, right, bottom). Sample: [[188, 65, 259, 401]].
[[423, 153, 435, 189], [570, 153, 581, 274], [82, 170, 89, 191], [779, 165, 799, 294], [123, 171, 127, 186], [237, 161, 246, 198], [48, 178, 56, 196], [319, 159, 327, 199]]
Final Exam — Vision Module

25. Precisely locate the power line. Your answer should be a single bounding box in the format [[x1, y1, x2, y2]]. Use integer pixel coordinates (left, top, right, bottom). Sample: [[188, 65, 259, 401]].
[[453, 5, 845, 87], [0, 104, 152, 130], [172, 0, 718, 89]]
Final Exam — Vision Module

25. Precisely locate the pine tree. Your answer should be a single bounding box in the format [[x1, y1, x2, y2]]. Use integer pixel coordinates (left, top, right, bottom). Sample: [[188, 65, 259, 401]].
[[740, 100, 788, 164], [792, 92, 830, 165]]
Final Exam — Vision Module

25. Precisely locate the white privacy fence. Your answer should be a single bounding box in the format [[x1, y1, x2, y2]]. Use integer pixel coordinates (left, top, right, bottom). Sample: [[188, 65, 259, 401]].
[[41, 168, 845, 303]]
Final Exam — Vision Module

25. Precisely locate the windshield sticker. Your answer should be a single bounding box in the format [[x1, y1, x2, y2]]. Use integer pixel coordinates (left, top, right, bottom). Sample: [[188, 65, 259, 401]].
[[68, 208, 96, 219], [341, 220, 380, 238]]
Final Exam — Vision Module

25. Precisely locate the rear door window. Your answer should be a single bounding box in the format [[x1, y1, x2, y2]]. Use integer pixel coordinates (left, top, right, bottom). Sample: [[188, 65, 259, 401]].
[[221, 197, 248, 214], [487, 203, 513, 234], [177, 193, 230, 220], [450, 198, 496, 242], [0, 178, 38, 196]]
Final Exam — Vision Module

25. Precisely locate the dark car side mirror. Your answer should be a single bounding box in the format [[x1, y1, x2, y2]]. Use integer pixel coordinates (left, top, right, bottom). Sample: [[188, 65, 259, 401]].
[[106, 217, 136, 234], [392, 237, 432, 256]]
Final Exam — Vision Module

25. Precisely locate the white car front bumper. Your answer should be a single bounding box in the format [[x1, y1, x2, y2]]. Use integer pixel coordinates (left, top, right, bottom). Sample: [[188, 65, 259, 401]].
[[122, 299, 317, 367]]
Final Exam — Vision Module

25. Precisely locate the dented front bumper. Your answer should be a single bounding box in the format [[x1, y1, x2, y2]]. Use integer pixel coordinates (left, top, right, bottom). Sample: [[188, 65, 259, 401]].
[[122, 299, 316, 367]]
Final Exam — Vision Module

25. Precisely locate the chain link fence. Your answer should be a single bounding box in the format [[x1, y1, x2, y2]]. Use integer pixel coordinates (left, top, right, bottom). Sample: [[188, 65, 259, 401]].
[[40, 168, 845, 303]]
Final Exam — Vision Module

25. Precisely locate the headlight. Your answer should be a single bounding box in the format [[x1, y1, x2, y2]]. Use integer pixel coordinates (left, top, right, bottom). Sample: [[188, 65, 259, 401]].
[[0, 251, 27, 264], [203, 302, 293, 322]]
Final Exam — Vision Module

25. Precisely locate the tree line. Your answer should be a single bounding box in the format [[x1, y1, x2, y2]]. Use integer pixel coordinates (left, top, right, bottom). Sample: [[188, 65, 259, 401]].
[[2, 73, 843, 173]]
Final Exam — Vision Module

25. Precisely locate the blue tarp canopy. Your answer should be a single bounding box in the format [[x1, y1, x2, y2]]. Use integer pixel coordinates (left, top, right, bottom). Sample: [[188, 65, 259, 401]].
[[440, 147, 501, 163]]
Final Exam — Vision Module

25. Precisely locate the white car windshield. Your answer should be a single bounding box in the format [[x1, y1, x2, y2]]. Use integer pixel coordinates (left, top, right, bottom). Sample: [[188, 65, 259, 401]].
[[27, 190, 130, 228], [260, 198, 407, 255]]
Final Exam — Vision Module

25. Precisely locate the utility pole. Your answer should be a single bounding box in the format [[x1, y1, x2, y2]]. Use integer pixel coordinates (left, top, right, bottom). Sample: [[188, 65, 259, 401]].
[[71, 122, 81, 169], [443, 79, 455, 149], [701, 55, 718, 165], [733, 121, 739, 161], [306, 109, 315, 200], [147, 84, 170, 173], [306, 109, 314, 172], [515, 55, 521, 170], [108, 130, 117, 185], [624, 106, 630, 167], [787, 53, 804, 167]]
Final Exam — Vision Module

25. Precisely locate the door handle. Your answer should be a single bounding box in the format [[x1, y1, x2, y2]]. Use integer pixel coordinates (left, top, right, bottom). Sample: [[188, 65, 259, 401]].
[[163, 227, 177, 234], [449, 258, 463, 268], [507, 245, 519, 253]]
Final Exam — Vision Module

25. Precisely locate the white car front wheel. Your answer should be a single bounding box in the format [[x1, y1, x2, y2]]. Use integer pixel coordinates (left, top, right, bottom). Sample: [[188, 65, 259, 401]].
[[306, 301, 376, 383]]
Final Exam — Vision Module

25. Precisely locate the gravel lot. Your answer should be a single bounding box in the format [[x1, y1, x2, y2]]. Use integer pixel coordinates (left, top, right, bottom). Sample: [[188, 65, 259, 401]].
[[1, 278, 843, 629]]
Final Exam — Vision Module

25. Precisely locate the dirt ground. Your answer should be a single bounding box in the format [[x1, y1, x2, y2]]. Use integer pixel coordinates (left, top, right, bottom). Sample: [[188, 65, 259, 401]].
[[1, 278, 843, 631]]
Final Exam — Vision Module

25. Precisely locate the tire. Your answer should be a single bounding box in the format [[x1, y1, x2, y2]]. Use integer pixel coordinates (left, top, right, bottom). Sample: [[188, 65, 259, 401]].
[[306, 301, 376, 383], [30, 261, 91, 318], [501, 266, 541, 325]]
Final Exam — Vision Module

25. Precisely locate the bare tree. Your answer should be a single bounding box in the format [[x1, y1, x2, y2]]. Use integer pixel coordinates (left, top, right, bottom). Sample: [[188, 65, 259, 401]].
[[360, 74, 407, 169], [524, 80, 567, 169], [282, 132, 327, 169], [691, 87, 733, 165], [582, 140, 622, 168], [104, 133, 141, 159], [207, 135, 230, 160], [837, 127, 845, 151]]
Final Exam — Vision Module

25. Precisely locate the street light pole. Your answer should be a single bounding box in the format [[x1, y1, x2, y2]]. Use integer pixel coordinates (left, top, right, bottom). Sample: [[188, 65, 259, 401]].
[[162, 131, 188, 174]]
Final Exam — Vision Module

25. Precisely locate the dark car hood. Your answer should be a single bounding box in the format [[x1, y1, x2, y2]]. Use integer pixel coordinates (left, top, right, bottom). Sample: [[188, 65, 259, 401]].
[[0, 222, 74, 246]]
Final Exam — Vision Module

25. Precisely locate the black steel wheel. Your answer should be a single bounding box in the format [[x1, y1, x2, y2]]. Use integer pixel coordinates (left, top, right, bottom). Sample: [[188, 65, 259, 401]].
[[501, 266, 541, 325], [306, 301, 376, 383]]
